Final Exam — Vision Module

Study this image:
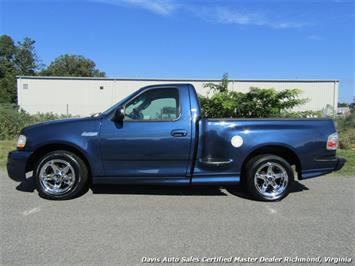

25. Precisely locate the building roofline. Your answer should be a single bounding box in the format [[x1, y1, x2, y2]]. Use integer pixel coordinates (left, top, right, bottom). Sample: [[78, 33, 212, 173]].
[[16, 76, 339, 83]]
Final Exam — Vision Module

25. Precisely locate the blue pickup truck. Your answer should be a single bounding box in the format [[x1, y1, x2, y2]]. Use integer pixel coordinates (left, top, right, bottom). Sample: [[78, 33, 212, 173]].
[[7, 84, 345, 201]]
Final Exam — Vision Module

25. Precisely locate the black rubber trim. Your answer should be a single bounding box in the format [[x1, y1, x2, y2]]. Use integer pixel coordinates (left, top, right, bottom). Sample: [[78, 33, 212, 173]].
[[334, 157, 346, 171]]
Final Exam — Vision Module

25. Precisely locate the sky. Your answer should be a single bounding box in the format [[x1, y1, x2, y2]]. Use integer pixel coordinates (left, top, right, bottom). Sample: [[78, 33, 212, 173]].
[[1, 0, 354, 103]]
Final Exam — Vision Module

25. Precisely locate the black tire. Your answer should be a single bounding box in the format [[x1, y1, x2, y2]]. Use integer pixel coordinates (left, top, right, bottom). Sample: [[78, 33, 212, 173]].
[[34, 150, 88, 200], [245, 154, 294, 201]]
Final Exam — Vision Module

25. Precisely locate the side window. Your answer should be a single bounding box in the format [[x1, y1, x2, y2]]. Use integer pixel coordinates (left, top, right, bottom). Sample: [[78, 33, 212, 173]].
[[124, 88, 179, 121]]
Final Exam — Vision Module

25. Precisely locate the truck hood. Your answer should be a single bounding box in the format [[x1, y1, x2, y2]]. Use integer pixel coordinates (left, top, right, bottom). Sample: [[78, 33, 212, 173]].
[[21, 116, 102, 136], [23, 117, 89, 131]]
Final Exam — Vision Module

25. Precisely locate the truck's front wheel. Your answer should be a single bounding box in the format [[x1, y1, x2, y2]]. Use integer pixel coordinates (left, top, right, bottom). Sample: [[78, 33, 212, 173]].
[[245, 154, 294, 201], [34, 150, 88, 200]]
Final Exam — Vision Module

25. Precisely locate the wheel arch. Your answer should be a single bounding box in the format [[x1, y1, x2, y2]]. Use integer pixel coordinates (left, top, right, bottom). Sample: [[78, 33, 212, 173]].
[[241, 144, 302, 180], [26, 143, 92, 178]]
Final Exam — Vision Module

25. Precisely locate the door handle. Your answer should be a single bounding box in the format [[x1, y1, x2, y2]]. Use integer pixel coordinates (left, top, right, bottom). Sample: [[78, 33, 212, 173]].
[[171, 129, 187, 137]]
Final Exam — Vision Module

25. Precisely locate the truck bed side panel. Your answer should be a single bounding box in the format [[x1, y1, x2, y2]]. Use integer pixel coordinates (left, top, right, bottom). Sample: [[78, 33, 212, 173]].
[[193, 118, 336, 177]]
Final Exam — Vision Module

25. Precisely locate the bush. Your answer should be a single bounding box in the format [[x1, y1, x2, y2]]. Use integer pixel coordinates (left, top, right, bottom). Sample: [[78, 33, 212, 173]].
[[279, 111, 322, 118], [0, 104, 71, 140], [199, 88, 310, 118], [200, 74, 308, 118], [336, 112, 355, 149], [338, 130, 353, 149]]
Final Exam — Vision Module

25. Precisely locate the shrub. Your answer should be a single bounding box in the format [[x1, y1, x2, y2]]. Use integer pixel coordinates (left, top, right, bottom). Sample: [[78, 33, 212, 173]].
[[200, 74, 308, 118], [199, 88, 309, 119], [336, 112, 355, 150], [338, 130, 353, 149], [0, 104, 71, 140], [280, 111, 322, 118]]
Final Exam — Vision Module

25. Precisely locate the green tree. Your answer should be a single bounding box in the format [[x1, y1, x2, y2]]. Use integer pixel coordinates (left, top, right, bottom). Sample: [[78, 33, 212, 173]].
[[15, 37, 41, 75], [0, 35, 17, 103], [338, 102, 349, 107], [200, 74, 308, 118], [40, 54, 105, 77], [0, 35, 16, 62], [203, 72, 229, 93], [350, 103, 355, 113], [0, 35, 40, 103]]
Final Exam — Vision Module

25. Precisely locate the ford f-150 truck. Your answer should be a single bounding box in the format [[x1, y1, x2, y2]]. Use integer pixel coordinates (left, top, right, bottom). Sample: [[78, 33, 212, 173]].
[[7, 84, 345, 201]]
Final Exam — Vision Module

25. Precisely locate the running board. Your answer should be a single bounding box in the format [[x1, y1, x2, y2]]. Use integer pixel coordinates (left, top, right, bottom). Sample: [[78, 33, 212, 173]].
[[92, 175, 240, 185]]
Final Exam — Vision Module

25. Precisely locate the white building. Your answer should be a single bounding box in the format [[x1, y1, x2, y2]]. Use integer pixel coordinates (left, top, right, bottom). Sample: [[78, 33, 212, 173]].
[[17, 76, 339, 117]]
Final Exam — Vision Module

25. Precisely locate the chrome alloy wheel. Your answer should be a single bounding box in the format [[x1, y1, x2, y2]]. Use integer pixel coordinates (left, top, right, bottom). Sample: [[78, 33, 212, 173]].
[[39, 159, 76, 195], [254, 162, 288, 200]]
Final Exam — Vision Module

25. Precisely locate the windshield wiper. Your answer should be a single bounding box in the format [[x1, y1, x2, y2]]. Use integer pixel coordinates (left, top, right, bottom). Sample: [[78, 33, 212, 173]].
[[90, 112, 102, 118]]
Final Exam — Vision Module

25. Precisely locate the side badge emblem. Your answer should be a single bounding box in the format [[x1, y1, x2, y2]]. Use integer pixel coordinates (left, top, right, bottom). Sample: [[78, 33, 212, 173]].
[[231, 135, 243, 148], [81, 132, 98, 137]]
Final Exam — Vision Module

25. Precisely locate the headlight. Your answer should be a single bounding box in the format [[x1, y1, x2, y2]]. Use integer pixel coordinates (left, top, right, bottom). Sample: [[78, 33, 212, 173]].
[[17, 135, 27, 149]]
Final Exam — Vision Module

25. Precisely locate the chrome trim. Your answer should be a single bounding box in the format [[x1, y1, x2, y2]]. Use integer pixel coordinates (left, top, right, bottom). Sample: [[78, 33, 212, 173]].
[[199, 158, 233, 166], [254, 162, 288, 199], [39, 159, 76, 195]]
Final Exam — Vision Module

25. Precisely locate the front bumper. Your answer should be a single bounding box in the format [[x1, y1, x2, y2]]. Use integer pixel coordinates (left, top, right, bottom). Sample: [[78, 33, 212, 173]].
[[7, 150, 32, 182]]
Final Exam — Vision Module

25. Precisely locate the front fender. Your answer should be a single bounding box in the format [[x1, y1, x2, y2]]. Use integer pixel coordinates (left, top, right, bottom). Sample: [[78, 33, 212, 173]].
[[22, 117, 103, 176], [27, 139, 103, 177]]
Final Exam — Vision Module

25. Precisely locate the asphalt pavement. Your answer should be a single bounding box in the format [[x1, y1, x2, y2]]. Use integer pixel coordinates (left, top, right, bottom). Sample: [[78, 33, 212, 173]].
[[1, 170, 354, 265]]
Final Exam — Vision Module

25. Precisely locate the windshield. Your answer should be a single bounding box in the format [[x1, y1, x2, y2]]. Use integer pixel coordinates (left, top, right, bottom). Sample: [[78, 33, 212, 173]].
[[101, 93, 134, 115]]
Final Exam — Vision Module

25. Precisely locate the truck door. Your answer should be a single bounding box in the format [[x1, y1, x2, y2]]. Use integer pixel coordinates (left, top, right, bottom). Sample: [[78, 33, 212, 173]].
[[100, 85, 192, 178]]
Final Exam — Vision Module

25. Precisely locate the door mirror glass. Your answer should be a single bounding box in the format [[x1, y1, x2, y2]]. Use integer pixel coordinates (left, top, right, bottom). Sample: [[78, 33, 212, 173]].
[[113, 107, 125, 122]]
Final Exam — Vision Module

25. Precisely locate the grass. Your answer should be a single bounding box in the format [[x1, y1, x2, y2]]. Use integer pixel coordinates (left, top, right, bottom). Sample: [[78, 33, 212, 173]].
[[0, 139, 354, 176], [331, 149, 355, 177]]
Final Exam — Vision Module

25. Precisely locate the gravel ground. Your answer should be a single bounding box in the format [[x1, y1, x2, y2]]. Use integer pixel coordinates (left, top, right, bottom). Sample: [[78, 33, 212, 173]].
[[1, 170, 354, 265]]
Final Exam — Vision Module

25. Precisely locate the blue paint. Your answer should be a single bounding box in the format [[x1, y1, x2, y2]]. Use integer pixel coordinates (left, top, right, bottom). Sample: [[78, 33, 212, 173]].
[[7, 84, 345, 184]]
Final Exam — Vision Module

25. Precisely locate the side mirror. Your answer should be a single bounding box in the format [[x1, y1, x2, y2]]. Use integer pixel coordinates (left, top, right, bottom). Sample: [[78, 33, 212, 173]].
[[113, 107, 125, 122]]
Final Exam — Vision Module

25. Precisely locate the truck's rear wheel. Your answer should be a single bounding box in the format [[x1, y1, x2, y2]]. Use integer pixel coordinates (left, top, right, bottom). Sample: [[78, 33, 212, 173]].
[[34, 150, 88, 200], [245, 154, 294, 201]]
